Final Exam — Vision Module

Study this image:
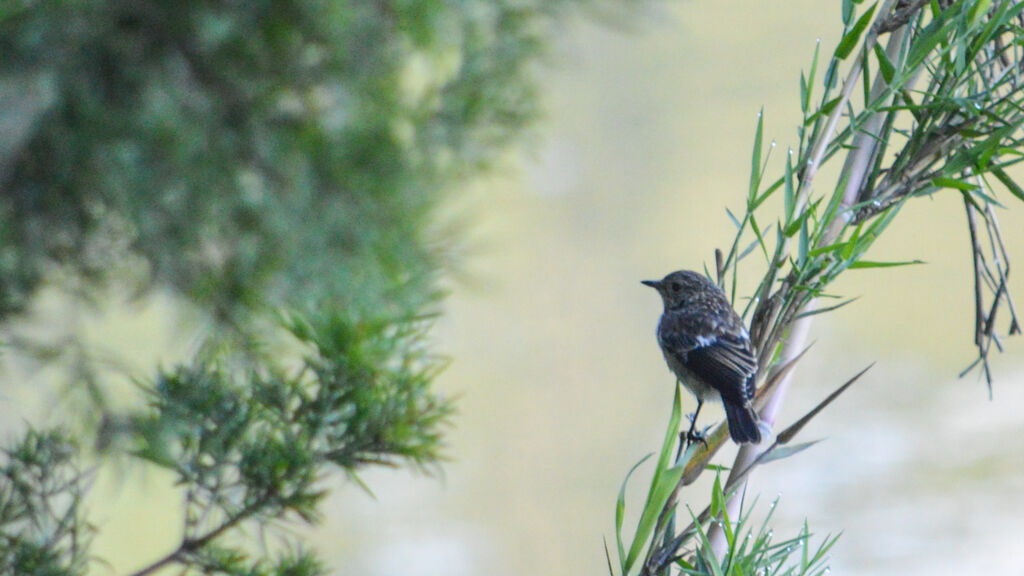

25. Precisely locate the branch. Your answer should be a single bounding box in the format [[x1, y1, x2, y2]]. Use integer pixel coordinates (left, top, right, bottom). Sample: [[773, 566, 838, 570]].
[[126, 497, 269, 576]]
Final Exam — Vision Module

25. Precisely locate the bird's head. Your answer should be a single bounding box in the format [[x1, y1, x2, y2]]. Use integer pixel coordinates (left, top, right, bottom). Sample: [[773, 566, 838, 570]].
[[641, 270, 716, 311]]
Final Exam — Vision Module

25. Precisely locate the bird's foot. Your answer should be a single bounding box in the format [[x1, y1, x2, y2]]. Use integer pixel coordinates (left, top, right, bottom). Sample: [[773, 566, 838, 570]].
[[686, 428, 709, 449], [679, 428, 708, 451]]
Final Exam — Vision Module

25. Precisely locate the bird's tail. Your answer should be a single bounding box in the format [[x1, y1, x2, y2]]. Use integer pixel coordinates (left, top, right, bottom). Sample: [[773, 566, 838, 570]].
[[723, 402, 763, 444]]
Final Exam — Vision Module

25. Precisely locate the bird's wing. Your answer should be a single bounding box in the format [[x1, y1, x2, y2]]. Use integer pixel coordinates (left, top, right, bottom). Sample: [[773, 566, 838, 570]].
[[659, 313, 758, 405], [684, 333, 757, 404]]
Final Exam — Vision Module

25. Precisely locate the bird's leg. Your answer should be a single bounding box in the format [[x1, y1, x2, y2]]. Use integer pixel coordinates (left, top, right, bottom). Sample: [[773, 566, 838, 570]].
[[676, 399, 706, 460], [684, 399, 708, 448]]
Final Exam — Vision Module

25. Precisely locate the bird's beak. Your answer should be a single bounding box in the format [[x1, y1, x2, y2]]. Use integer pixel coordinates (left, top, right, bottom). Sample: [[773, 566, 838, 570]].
[[641, 279, 660, 289]]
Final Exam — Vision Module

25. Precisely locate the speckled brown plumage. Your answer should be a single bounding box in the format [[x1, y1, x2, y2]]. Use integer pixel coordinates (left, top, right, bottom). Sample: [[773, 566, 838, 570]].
[[642, 270, 762, 444]]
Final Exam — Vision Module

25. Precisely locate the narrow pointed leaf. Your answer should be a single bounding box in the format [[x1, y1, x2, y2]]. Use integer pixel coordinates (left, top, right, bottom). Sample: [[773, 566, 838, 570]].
[[752, 177, 785, 210], [777, 364, 873, 444], [657, 385, 683, 472], [726, 207, 743, 230], [804, 96, 842, 126], [710, 474, 724, 517], [835, 3, 877, 60], [750, 111, 765, 201], [800, 71, 809, 113], [933, 176, 979, 191], [807, 241, 849, 258], [805, 40, 821, 112], [794, 297, 859, 319], [991, 166, 1024, 202], [848, 259, 924, 269], [749, 214, 769, 261], [624, 462, 686, 573], [968, 0, 992, 28], [623, 387, 686, 573], [784, 151, 796, 225], [873, 42, 895, 83], [759, 440, 822, 465], [616, 453, 652, 568], [737, 238, 761, 263]]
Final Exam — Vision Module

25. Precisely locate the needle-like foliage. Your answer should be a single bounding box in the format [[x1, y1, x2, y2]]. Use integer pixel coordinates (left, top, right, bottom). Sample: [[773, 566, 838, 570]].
[[0, 1, 619, 574]]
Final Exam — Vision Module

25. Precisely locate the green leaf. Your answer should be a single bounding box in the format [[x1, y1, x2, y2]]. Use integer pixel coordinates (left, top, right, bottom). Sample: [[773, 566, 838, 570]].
[[715, 475, 735, 552], [751, 177, 785, 210], [814, 174, 851, 248], [954, 183, 1003, 211], [749, 214, 769, 261], [807, 241, 848, 258], [604, 538, 616, 576], [804, 96, 842, 126], [848, 259, 924, 269], [873, 42, 895, 83], [658, 384, 683, 472], [991, 166, 1024, 202], [689, 508, 726, 576], [800, 72, 809, 114], [759, 440, 822, 465], [737, 239, 761, 263], [802, 520, 811, 568], [783, 198, 818, 237], [808, 532, 842, 567], [968, 0, 992, 29], [784, 151, 796, 225], [798, 211, 810, 266], [616, 453, 652, 570], [861, 48, 872, 104], [842, 0, 855, 25], [710, 474, 724, 517], [823, 58, 840, 92], [624, 462, 686, 573], [623, 386, 688, 574], [932, 176, 979, 191], [835, 3, 877, 60], [726, 207, 743, 230], [907, 14, 949, 69], [777, 364, 873, 444], [804, 39, 821, 113], [841, 222, 863, 260], [749, 110, 765, 202], [793, 297, 859, 319], [843, 259, 925, 268]]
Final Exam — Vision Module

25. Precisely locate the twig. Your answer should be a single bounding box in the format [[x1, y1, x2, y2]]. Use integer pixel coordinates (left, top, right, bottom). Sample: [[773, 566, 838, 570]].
[[966, 198, 986, 350], [960, 196, 1020, 394], [127, 497, 269, 576], [984, 204, 1020, 334]]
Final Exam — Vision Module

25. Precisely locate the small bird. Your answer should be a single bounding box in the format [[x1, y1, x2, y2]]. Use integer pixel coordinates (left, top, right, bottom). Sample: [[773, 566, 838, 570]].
[[643, 270, 763, 445]]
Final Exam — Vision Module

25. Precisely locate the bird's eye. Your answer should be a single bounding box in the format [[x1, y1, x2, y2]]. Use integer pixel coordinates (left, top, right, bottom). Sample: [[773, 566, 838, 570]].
[[670, 281, 682, 292]]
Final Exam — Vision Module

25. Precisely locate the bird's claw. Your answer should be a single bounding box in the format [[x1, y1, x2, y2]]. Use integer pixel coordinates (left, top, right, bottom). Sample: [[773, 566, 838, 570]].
[[685, 428, 709, 449]]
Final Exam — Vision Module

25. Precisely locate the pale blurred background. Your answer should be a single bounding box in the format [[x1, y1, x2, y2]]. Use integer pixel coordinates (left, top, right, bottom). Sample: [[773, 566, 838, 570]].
[[312, 3, 1024, 574], [5, 1, 1024, 575]]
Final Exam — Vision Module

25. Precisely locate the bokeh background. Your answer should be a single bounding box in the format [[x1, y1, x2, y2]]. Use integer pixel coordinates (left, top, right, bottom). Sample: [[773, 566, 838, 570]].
[[316, 3, 1024, 574], [3, 1, 1024, 575]]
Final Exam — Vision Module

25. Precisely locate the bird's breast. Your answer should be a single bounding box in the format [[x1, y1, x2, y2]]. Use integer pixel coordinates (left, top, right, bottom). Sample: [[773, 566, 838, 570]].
[[660, 349, 720, 402]]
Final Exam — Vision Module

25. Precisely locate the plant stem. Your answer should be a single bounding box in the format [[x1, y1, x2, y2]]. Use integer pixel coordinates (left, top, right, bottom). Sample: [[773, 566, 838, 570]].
[[126, 499, 265, 576], [707, 4, 906, 556]]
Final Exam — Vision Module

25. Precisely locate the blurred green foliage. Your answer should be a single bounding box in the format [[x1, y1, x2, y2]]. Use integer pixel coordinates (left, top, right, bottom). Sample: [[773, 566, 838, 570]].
[[0, 430, 92, 576], [0, 0, 621, 573], [0, 0, 569, 318]]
